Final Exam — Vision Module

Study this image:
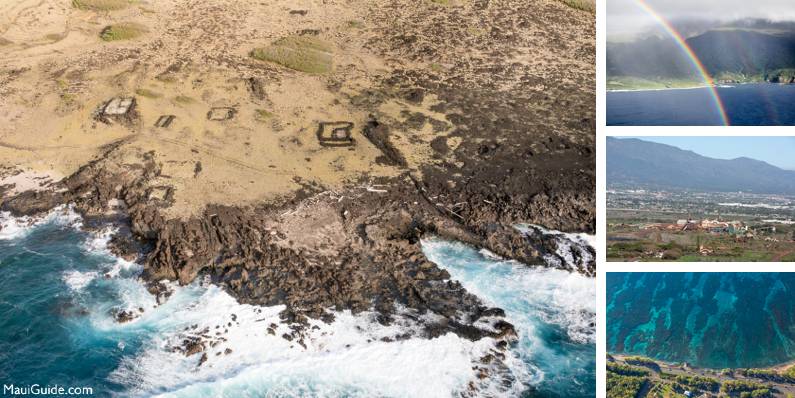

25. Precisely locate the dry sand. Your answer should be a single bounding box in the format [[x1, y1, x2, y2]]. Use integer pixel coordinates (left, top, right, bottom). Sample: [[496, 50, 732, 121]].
[[0, 0, 594, 220]]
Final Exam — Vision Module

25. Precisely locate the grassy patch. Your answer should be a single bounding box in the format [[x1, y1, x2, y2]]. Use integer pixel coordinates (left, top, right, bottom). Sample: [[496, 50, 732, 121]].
[[466, 26, 486, 37], [624, 356, 661, 371], [60, 92, 77, 106], [607, 373, 646, 398], [72, 0, 133, 11], [607, 76, 704, 91], [255, 109, 274, 121], [558, 0, 595, 12], [56, 79, 69, 90], [135, 88, 162, 99], [346, 20, 365, 29], [156, 74, 178, 84], [100, 22, 147, 42], [45, 33, 63, 41], [173, 95, 195, 104], [251, 36, 333, 74]]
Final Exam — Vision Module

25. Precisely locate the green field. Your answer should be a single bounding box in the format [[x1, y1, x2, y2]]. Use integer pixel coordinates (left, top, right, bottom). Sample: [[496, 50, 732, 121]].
[[606, 76, 706, 91], [607, 220, 795, 262]]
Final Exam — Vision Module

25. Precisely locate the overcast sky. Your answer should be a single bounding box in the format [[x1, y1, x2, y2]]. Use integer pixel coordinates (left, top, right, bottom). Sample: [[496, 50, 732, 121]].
[[608, 0, 795, 38]]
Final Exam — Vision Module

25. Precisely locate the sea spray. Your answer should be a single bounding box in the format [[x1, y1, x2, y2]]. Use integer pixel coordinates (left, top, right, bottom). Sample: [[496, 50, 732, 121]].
[[0, 208, 595, 397], [0, 205, 82, 240], [422, 237, 596, 398]]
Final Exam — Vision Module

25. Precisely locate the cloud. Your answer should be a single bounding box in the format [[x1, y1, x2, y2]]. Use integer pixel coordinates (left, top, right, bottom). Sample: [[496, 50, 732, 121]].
[[608, 0, 795, 37]]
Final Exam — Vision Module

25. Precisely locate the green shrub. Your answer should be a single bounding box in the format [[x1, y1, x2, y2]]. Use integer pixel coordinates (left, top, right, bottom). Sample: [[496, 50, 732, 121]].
[[607, 372, 646, 398], [674, 375, 720, 392], [607, 362, 650, 377], [624, 356, 660, 371], [722, 380, 770, 394], [741, 368, 795, 383]]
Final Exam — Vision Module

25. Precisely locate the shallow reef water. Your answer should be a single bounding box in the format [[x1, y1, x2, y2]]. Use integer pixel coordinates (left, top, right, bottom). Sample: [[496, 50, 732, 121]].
[[607, 272, 795, 368]]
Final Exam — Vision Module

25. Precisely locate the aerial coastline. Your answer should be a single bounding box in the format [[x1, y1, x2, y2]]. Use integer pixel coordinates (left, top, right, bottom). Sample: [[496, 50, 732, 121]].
[[0, 0, 595, 395]]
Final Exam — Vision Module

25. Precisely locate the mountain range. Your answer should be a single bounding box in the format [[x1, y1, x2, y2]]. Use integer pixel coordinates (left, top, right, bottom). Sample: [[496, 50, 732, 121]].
[[607, 24, 795, 82], [607, 137, 795, 195]]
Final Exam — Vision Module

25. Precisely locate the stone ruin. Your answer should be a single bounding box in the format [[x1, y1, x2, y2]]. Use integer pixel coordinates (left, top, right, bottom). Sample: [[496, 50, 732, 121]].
[[155, 115, 176, 128], [316, 121, 355, 147], [94, 96, 139, 126], [207, 107, 236, 121]]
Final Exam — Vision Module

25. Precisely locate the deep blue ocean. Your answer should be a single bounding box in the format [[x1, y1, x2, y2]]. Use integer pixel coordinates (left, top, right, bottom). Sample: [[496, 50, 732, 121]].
[[607, 84, 795, 126], [0, 209, 595, 397], [607, 273, 795, 369]]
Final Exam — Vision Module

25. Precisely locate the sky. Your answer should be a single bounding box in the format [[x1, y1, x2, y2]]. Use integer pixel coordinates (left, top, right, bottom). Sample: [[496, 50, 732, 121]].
[[626, 137, 795, 170], [608, 0, 795, 38]]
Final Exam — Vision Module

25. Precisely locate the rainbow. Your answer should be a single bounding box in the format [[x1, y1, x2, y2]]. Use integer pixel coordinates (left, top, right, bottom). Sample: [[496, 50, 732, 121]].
[[633, 0, 731, 126]]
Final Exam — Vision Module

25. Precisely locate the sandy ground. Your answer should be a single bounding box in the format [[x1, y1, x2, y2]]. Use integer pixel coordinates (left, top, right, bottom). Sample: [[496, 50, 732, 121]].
[[0, 0, 594, 220]]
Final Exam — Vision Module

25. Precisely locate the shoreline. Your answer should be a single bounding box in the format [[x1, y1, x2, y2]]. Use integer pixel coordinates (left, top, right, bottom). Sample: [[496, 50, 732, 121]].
[[1, 183, 597, 396], [610, 353, 795, 374], [607, 81, 795, 93]]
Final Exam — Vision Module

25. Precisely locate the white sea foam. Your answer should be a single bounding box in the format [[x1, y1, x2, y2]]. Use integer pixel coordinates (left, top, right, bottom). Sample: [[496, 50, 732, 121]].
[[515, 224, 595, 270], [63, 270, 100, 291], [424, 237, 596, 394], [422, 239, 596, 345], [7, 206, 592, 397], [0, 205, 82, 240], [81, 226, 141, 278], [103, 283, 512, 398], [421, 238, 595, 396]]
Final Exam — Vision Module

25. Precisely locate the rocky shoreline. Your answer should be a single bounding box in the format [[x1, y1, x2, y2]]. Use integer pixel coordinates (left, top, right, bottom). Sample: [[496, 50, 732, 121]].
[[0, 129, 593, 390], [0, 0, 594, 392]]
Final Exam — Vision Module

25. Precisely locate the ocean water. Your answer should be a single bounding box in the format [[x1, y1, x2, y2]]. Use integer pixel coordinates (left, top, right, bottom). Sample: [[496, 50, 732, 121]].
[[607, 84, 795, 126], [607, 273, 795, 369], [0, 208, 595, 397]]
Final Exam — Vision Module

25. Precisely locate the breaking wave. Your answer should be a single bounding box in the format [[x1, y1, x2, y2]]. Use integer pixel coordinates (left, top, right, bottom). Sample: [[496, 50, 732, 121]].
[[0, 208, 595, 397]]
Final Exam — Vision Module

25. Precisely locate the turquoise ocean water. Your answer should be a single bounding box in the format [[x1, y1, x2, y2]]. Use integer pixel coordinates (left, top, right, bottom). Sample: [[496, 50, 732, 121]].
[[0, 209, 594, 397], [607, 273, 795, 368]]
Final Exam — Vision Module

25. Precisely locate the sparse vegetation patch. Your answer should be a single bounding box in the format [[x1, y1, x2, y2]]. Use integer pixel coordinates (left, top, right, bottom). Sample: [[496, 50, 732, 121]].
[[173, 95, 195, 104], [135, 88, 162, 99], [100, 23, 147, 42], [251, 36, 333, 74], [255, 109, 274, 121], [72, 0, 133, 11], [559, 0, 595, 13]]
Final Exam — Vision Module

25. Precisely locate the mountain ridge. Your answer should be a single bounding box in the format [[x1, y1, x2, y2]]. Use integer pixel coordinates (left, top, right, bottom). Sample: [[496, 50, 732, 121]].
[[607, 26, 795, 83], [607, 137, 795, 195]]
